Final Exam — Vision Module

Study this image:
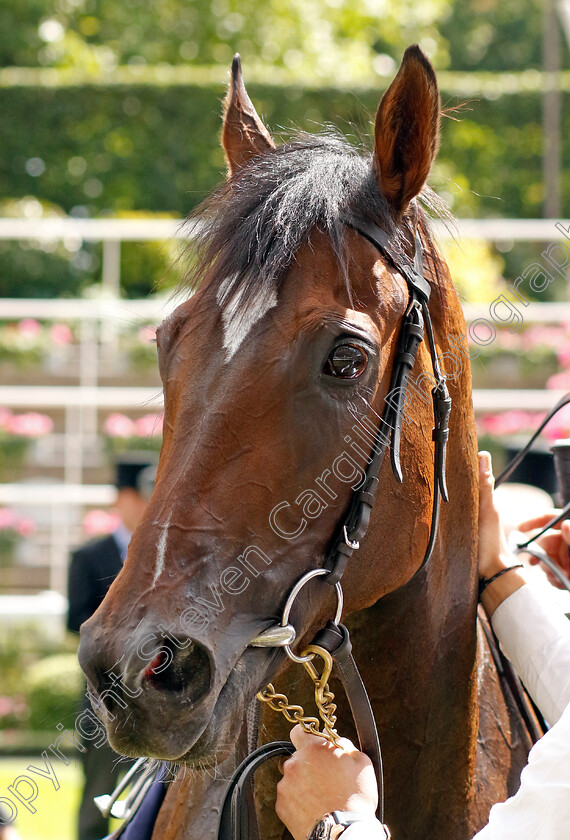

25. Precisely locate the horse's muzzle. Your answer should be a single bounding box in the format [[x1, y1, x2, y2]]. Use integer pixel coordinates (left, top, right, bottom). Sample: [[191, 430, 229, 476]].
[[78, 618, 215, 755]]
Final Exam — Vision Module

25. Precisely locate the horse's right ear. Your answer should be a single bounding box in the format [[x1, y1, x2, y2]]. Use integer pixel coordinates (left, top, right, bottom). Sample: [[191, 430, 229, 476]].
[[373, 45, 440, 214], [222, 54, 275, 177]]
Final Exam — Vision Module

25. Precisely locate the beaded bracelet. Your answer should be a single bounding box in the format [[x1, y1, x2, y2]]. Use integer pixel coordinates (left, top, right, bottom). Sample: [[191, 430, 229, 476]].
[[478, 564, 524, 599]]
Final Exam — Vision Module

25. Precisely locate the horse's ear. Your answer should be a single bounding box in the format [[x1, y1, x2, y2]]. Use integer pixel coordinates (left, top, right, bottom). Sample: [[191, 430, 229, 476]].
[[222, 54, 275, 176], [373, 45, 440, 213]]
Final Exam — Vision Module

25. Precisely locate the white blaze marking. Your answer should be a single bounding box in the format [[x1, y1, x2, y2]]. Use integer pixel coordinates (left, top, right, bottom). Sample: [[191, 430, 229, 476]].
[[152, 514, 171, 588], [217, 277, 278, 361]]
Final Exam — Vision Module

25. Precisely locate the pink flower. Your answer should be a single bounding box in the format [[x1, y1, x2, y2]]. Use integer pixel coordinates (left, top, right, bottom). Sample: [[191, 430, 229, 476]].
[[103, 413, 135, 438], [82, 509, 121, 536], [16, 517, 35, 536], [557, 341, 570, 367], [546, 371, 570, 390], [138, 325, 157, 344], [521, 325, 566, 350], [134, 413, 163, 438], [50, 323, 73, 345], [0, 697, 14, 717], [8, 412, 53, 437], [18, 319, 42, 338], [0, 509, 36, 535], [494, 331, 520, 350], [0, 408, 13, 432], [0, 508, 16, 530], [543, 404, 570, 440], [478, 410, 545, 437]]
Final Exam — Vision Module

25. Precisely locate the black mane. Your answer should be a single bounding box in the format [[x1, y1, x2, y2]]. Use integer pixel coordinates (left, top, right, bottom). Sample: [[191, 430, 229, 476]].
[[183, 133, 443, 312]]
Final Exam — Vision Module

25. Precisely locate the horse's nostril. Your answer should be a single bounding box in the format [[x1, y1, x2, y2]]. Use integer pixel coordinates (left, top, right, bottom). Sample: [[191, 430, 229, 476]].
[[143, 638, 211, 700]]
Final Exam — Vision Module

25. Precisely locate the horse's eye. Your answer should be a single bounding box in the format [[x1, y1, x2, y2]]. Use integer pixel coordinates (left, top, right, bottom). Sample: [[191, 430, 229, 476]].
[[324, 343, 369, 379]]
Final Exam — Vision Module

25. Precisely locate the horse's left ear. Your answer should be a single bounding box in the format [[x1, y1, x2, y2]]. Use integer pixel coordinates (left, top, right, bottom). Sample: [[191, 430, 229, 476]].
[[222, 54, 275, 177], [373, 45, 440, 214]]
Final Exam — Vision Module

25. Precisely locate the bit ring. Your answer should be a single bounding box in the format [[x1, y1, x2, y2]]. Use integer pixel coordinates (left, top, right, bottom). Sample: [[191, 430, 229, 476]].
[[282, 569, 343, 664]]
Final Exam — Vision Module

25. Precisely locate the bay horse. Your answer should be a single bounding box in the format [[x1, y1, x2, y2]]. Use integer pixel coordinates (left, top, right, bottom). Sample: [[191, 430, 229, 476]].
[[79, 46, 533, 839]]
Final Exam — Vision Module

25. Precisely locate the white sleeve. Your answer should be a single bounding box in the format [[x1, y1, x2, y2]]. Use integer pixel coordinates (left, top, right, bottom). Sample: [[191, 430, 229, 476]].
[[490, 584, 570, 725], [342, 820, 389, 840], [472, 701, 570, 840]]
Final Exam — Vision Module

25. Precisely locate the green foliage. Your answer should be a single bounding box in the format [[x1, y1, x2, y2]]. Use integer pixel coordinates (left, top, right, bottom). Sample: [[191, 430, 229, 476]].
[[0, 0, 565, 300], [440, 238, 505, 303], [0, 0, 449, 74], [0, 628, 79, 735], [0, 77, 563, 298], [1, 0, 560, 77], [0, 83, 559, 219], [23, 653, 83, 730]]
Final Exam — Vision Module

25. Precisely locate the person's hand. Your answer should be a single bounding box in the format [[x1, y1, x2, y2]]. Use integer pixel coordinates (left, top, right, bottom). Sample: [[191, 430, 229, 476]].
[[275, 725, 378, 840], [0, 825, 22, 840], [517, 511, 570, 589], [478, 451, 526, 616], [478, 451, 513, 579]]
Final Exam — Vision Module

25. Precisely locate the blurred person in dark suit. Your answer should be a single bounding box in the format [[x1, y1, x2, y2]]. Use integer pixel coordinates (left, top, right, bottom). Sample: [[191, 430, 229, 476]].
[[68, 454, 156, 840]]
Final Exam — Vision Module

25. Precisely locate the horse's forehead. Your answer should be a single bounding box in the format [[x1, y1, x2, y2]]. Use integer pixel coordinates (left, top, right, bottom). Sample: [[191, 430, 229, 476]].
[[217, 277, 278, 362], [163, 228, 405, 363], [282, 229, 407, 321]]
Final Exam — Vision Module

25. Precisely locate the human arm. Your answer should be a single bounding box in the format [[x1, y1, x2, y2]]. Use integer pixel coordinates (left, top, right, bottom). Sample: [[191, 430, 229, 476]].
[[276, 453, 570, 840], [478, 451, 570, 724]]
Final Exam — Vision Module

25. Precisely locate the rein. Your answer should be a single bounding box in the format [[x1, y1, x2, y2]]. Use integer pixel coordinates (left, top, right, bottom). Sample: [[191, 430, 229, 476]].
[[495, 391, 570, 594], [103, 207, 570, 838]]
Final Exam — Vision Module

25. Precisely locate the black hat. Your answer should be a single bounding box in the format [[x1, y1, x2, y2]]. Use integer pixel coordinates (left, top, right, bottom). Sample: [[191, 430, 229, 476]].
[[115, 452, 157, 498]]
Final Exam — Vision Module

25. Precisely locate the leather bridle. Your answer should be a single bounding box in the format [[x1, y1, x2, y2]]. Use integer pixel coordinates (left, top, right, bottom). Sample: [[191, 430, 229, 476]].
[[221, 212, 453, 839], [324, 213, 452, 586], [250, 211, 452, 651], [100, 211, 570, 840], [100, 209, 452, 840]]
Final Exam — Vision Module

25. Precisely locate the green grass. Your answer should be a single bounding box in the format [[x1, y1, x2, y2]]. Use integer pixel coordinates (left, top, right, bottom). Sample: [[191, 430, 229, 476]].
[[0, 756, 124, 840], [0, 756, 82, 840]]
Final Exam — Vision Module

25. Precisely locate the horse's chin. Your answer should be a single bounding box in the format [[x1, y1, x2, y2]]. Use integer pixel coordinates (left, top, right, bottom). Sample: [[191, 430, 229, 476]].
[[94, 647, 282, 763]]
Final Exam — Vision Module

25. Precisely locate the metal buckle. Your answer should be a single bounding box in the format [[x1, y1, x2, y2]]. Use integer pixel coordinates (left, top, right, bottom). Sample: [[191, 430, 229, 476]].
[[343, 525, 360, 552]]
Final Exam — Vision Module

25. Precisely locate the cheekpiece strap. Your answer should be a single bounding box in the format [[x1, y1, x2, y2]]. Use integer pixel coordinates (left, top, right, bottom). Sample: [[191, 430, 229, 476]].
[[324, 213, 451, 585]]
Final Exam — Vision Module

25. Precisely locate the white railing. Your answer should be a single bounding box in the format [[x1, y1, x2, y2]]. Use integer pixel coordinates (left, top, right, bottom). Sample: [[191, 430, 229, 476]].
[[1, 217, 568, 600], [1, 215, 569, 292]]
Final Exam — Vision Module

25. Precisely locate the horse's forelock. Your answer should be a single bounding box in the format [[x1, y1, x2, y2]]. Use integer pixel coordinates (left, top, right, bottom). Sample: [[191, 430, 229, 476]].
[[182, 133, 447, 333]]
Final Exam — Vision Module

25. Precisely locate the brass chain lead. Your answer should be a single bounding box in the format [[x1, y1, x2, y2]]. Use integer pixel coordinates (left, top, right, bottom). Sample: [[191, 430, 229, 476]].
[[256, 644, 340, 745]]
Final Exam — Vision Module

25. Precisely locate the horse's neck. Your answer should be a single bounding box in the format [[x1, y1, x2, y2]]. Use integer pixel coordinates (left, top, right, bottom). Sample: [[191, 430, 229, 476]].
[[347, 531, 480, 839]]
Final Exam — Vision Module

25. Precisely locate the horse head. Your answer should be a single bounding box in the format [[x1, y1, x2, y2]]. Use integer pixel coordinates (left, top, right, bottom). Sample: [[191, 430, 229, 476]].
[[79, 46, 471, 765]]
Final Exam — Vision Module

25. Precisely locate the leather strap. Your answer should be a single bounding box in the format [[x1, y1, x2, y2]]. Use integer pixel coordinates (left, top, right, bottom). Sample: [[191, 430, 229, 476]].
[[324, 215, 451, 585], [477, 607, 546, 745], [217, 623, 384, 840], [217, 741, 294, 840], [312, 622, 384, 821], [494, 391, 570, 593]]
